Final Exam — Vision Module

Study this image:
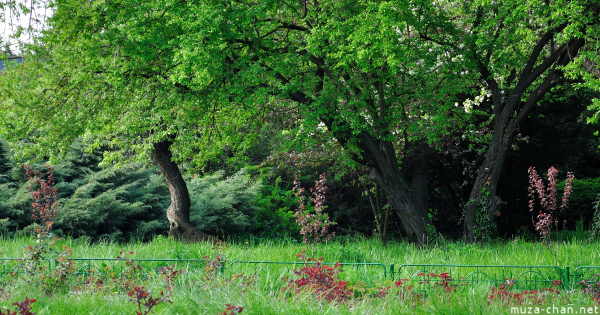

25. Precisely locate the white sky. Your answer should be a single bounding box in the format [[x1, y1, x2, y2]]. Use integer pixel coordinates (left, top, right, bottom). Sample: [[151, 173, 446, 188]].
[[1, 0, 51, 54]]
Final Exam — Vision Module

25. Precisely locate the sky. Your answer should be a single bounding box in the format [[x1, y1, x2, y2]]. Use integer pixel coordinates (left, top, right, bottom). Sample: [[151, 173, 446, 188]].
[[1, 0, 51, 54]]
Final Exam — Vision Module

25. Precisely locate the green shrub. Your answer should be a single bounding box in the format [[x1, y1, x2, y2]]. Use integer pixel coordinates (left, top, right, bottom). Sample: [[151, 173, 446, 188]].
[[189, 170, 261, 237], [0, 139, 170, 241], [54, 166, 169, 241], [252, 176, 300, 239], [558, 177, 600, 229]]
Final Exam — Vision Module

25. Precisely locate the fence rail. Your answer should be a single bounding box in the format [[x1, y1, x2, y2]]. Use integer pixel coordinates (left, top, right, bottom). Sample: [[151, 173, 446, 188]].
[[391, 263, 565, 290], [1, 257, 598, 291], [229, 260, 387, 284]]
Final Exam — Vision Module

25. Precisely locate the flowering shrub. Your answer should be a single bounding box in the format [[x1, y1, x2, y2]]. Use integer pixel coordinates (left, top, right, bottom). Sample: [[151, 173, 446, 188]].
[[293, 174, 335, 251], [528, 166, 574, 240]]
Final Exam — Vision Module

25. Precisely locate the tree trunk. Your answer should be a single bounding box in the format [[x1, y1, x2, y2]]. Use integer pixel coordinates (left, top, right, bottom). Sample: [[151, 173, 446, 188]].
[[463, 128, 511, 242], [357, 132, 431, 245], [368, 184, 391, 244], [290, 58, 431, 245], [405, 142, 431, 213], [151, 139, 214, 242], [463, 33, 588, 242]]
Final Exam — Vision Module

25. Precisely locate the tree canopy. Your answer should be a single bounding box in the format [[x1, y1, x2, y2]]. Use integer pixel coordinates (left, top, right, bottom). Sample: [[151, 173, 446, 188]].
[[0, 0, 599, 244]]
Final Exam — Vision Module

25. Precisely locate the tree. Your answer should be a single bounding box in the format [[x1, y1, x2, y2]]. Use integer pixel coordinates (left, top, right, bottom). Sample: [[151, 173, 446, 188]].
[[0, 0, 260, 242], [167, 0, 491, 245], [0, 0, 448, 245], [412, 0, 600, 241]]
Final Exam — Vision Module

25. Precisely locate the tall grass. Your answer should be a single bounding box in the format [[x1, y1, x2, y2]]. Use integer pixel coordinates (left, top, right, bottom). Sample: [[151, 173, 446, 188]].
[[1, 235, 599, 314]]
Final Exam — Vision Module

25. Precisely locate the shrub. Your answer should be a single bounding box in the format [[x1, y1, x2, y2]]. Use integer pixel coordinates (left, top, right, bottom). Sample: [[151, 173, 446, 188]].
[[559, 177, 600, 229], [189, 170, 261, 237], [251, 176, 300, 239], [0, 140, 170, 241], [293, 174, 335, 249], [284, 253, 352, 303], [528, 166, 574, 241], [55, 167, 169, 242]]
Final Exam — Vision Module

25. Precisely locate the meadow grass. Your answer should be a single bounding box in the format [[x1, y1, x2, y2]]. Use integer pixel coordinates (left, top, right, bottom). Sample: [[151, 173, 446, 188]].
[[1, 234, 599, 314]]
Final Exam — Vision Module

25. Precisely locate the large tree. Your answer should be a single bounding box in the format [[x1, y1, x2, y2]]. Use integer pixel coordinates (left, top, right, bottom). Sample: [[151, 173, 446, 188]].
[[3, 0, 500, 245], [1, 0, 468, 245], [412, 0, 600, 241], [0, 0, 267, 241], [171, 0, 486, 244]]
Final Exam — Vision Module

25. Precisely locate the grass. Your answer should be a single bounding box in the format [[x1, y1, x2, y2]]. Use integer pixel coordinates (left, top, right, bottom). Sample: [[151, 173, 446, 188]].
[[1, 235, 599, 314]]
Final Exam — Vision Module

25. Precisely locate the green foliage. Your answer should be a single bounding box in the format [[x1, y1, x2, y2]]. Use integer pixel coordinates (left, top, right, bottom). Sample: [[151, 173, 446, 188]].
[[557, 178, 600, 229], [590, 192, 600, 241], [0, 173, 35, 233], [0, 140, 169, 241], [252, 176, 300, 239], [55, 166, 169, 242], [189, 170, 261, 238], [474, 188, 496, 242], [1, 0, 598, 243]]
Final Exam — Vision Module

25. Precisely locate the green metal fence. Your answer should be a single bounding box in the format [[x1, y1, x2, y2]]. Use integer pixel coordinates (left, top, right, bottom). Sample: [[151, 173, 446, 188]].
[[0, 257, 211, 278], [229, 260, 387, 285], [391, 263, 565, 290], [1, 256, 598, 291], [571, 266, 600, 290]]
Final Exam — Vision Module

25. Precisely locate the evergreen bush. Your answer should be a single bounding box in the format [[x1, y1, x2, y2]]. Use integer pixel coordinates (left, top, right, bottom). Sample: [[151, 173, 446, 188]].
[[54, 167, 169, 241], [0, 140, 170, 241], [189, 170, 261, 238], [558, 177, 600, 229]]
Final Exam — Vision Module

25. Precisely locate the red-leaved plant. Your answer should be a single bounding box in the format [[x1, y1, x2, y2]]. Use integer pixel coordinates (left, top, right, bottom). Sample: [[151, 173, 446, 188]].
[[284, 251, 352, 303], [21, 165, 77, 294], [157, 265, 184, 293], [127, 286, 172, 315], [201, 241, 227, 281], [26, 165, 58, 224], [0, 297, 37, 315], [293, 174, 335, 253], [23, 165, 59, 272], [487, 279, 562, 306], [219, 304, 244, 315], [527, 166, 574, 264]]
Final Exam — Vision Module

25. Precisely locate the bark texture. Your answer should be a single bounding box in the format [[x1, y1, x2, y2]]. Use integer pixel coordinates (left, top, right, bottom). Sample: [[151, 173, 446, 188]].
[[151, 139, 214, 242], [357, 132, 432, 245]]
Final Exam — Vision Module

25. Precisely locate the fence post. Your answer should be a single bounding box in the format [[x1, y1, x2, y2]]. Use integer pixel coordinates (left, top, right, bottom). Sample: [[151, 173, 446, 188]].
[[389, 263, 394, 279], [564, 266, 570, 291]]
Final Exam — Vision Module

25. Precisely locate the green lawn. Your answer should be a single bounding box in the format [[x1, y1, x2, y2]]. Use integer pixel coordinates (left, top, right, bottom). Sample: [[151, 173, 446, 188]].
[[1, 235, 599, 314]]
